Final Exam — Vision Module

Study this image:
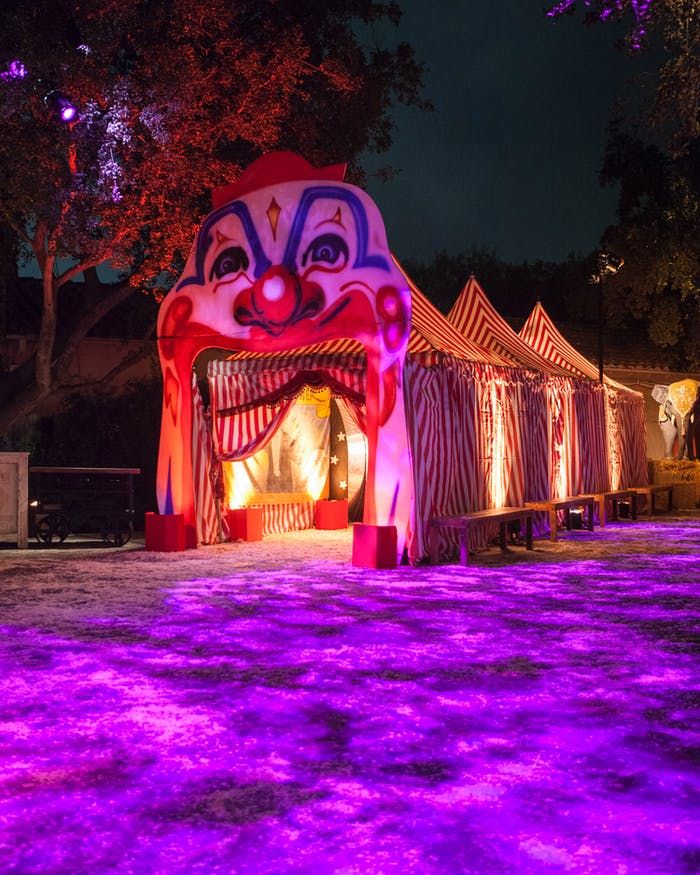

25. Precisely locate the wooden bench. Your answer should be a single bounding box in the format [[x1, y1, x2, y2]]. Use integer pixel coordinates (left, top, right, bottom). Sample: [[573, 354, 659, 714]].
[[525, 495, 596, 542], [428, 506, 534, 566], [631, 484, 673, 516], [594, 489, 638, 526]]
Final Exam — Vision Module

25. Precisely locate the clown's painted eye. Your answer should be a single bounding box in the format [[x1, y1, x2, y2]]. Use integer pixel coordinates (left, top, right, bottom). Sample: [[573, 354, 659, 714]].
[[302, 234, 348, 268], [210, 246, 249, 280]]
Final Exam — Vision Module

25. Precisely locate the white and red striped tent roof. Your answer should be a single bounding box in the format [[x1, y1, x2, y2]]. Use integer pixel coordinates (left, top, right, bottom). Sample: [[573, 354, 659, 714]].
[[229, 263, 508, 366], [446, 276, 571, 375], [401, 266, 508, 365], [519, 301, 632, 390]]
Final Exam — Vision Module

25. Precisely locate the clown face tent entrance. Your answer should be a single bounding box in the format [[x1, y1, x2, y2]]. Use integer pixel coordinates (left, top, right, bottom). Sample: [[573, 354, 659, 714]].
[[156, 152, 413, 563], [156, 151, 647, 565]]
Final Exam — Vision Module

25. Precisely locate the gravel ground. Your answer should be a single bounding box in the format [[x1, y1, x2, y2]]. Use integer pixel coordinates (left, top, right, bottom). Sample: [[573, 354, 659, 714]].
[[0, 517, 698, 874]]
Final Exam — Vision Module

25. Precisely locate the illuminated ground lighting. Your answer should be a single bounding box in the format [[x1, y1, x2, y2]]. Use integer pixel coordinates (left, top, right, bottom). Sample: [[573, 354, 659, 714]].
[[0, 518, 698, 872]]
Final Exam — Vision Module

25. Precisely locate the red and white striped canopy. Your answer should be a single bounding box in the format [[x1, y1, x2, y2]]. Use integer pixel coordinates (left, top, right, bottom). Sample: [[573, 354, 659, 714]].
[[447, 277, 570, 375], [401, 268, 508, 365], [519, 301, 631, 390]]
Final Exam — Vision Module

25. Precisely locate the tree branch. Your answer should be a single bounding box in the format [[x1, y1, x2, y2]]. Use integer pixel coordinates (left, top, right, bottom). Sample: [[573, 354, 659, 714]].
[[51, 281, 139, 377], [56, 334, 157, 394], [55, 257, 108, 290]]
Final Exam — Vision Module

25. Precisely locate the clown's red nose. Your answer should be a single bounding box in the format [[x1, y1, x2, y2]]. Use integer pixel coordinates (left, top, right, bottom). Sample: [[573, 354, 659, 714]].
[[253, 266, 300, 324]]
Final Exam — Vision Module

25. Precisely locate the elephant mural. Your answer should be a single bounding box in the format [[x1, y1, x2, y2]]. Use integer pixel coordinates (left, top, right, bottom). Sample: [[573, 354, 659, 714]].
[[652, 379, 700, 460]]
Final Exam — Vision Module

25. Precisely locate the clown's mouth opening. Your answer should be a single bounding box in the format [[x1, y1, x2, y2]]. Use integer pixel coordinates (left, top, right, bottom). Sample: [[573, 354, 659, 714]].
[[196, 352, 367, 531], [222, 390, 366, 522]]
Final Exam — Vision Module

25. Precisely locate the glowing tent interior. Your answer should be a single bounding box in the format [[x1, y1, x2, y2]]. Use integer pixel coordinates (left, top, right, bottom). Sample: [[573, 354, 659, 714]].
[[155, 152, 647, 565], [447, 277, 648, 503]]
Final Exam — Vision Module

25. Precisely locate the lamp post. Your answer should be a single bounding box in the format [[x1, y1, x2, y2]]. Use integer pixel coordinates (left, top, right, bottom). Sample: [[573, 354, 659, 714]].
[[592, 251, 624, 384]]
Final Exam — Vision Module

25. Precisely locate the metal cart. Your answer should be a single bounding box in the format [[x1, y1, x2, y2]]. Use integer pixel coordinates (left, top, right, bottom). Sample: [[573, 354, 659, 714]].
[[29, 467, 140, 546]]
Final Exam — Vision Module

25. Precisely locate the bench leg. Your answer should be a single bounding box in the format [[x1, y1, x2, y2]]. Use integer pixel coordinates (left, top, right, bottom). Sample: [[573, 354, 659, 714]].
[[668, 487, 673, 512], [549, 509, 557, 542], [459, 525, 469, 566], [498, 521, 507, 552], [587, 502, 595, 531], [429, 524, 440, 565], [525, 515, 533, 551], [565, 508, 572, 531], [611, 498, 619, 521], [598, 496, 606, 527], [630, 494, 638, 520]]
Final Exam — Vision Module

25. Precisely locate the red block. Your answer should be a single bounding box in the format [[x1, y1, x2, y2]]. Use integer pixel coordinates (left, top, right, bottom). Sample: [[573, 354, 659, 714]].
[[315, 499, 349, 530], [226, 507, 263, 541], [352, 524, 397, 569], [145, 512, 186, 552]]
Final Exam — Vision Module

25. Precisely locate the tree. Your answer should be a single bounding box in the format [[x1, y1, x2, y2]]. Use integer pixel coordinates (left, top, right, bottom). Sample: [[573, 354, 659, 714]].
[[0, 0, 427, 434], [403, 247, 593, 323], [546, 1, 700, 366], [546, 1, 700, 153], [599, 126, 700, 367]]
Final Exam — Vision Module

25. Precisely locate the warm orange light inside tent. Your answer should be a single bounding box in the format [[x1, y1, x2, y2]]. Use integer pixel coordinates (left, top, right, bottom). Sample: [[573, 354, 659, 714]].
[[556, 441, 569, 499], [223, 459, 257, 510], [606, 391, 621, 491], [490, 386, 506, 508], [224, 391, 331, 509]]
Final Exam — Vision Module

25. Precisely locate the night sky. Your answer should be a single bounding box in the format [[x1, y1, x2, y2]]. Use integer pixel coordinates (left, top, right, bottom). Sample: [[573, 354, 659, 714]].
[[362, 1, 651, 264]]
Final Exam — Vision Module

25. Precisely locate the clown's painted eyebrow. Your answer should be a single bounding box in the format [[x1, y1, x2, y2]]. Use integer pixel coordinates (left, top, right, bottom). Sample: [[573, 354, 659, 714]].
[[215, 229, 232, 245], [314, 207, 345, 230]]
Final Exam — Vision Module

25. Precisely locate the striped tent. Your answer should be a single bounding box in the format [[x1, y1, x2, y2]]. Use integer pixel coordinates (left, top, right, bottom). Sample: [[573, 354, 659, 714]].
[[446, 277, 611, 502], [519, 301, 647, 490]]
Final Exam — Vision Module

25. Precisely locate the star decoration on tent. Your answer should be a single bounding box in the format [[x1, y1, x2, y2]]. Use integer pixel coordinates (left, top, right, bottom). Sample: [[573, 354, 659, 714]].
[[330, 455, 339, 466], [339, 480, 347, 490], [336, 432, 346, 442]]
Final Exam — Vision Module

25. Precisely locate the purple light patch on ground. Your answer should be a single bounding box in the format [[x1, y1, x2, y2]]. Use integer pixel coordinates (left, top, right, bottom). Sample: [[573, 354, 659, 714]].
[[0, 518, 698, 873]]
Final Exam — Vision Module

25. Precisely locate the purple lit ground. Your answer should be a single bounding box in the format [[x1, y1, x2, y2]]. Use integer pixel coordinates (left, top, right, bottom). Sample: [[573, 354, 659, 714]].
[[0, 518, 699, 874]]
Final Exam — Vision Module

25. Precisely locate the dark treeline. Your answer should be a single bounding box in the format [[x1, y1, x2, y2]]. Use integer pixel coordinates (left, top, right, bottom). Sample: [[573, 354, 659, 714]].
[[403, 247, 601, 325]]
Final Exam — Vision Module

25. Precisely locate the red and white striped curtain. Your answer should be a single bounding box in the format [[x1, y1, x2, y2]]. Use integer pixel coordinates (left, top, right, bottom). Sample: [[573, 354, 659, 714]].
[[404, 359, 550, 563], [472, 365, 524, 509], [606, 386, 648, 489], [403, 356, 480, 562], [546, 377, 581, 499], [191, 373, 220, 545], [521, 375, 550, 502], [208, 354, 366, 463], [574, 380, 610, 494]]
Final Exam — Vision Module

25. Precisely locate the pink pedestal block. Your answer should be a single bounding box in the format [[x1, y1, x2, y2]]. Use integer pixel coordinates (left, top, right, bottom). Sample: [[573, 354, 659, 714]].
[[352, 524, 397, 569], [315, 499, 349, 530], [145, 512, 186, 552], [226, 507, 264, 541]]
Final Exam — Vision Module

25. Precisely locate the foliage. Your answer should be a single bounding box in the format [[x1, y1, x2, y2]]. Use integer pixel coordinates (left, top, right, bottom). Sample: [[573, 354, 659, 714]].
[[546, 1, 700, 367], [546, 1, 700, 153], [403, 247, 594, 322], [0, 0, 426, 435], [600, 126, 700, 367]]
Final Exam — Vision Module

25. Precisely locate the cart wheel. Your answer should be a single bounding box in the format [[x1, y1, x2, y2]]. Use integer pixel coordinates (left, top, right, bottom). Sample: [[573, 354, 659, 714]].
[[101, 517, 133, 547], [35, 512, 70, 544]]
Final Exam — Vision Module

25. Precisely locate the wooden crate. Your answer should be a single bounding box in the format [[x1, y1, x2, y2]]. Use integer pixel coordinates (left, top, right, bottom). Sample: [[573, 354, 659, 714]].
[[0, 452, 28, 548]]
